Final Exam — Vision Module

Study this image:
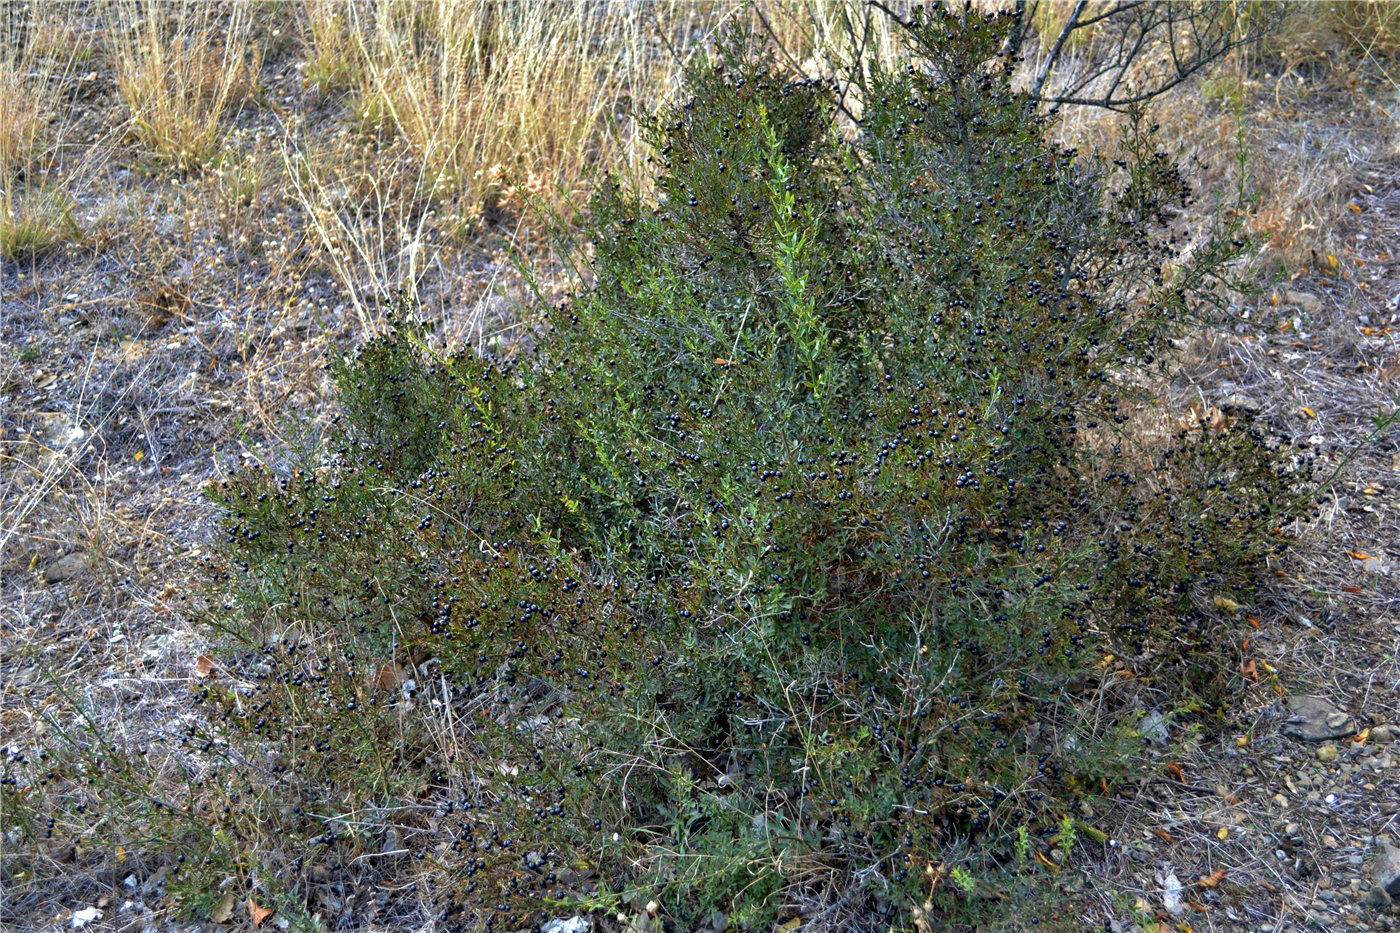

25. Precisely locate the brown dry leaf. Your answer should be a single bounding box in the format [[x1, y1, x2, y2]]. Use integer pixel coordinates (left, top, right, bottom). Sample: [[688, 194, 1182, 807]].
[[1347, 549, 1374, 561], [1166, 761, 1187, 783], [1347, 202, 1363, 213], [1198, 868, 1227, 889], [193, 654, 215, 678], [1239, 658, 1258, 681], [210, 892, 235, 923], [1152, 826, 1175, 843], [372, 661, 406, 691], [1178, 404, 1226, 432], [247, 898, 274, 927]]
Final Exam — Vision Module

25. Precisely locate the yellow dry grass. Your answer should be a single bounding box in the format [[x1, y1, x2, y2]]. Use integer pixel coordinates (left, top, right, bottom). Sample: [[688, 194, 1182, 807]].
[[113, 0, 261, 171]]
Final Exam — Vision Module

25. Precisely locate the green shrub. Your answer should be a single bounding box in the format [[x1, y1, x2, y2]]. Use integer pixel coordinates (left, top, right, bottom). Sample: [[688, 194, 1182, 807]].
[[5, 9, 1311, 931]]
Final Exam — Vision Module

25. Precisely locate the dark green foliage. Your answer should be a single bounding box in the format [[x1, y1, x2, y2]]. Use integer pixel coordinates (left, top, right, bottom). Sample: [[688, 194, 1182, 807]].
[[4, 9, 1311, 932]]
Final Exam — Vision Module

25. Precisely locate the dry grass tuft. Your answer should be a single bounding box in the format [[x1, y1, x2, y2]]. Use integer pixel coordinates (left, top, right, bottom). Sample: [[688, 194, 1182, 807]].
[[0, 186, 79, 262], [326, 1, 695, 230], [301, 0, 361, 97], [0, 61, 48, 179], [113, 0, 261, 172], [1, 4, 92, 262]]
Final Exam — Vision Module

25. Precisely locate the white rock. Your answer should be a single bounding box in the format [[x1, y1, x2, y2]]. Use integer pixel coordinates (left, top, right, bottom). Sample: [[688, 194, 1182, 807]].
[[1161, 870, 1185, 917], [71, 907, 103, 929], [543, 918, 590, 933]]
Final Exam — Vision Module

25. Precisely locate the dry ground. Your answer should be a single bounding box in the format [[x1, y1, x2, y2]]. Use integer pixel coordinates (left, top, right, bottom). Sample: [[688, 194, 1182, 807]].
[[3, 3, 1400, 932]]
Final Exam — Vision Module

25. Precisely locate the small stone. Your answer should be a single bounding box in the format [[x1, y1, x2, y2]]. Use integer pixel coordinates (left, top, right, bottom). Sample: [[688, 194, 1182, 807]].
[[70, 907, 103, 929], [1140, 709, 1170, 746], [1370, 725, 1398, 744], [1161, 870, 1185, 917], [542, 918, 590, 933], [1220, 393, 1262, 416], [1283, 695, 1358, 742], [1375, 841, 1400, 897], [1318, 744, 1340, 763], [1285, 289, 1323, 314], [42, 552, 91, 584]]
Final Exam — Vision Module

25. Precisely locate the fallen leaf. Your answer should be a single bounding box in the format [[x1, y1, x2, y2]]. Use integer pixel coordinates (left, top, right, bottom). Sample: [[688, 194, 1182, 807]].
[[1300, 406, 1317, 418], [1166, 761, 1186, 783], [778, 918, 802, 932], [1213, 596, 1242, 612], [1152, 826, 1175, 843], [1239, 659, 1258, 680], [1348, 550, 1374, 561], [1327, 253, 1339, 270], [247, 899, 273, 927], [373, 661, 406, 691], [1199, 868, 1227, 888], [1216, 827, 1229, 840], [1245, 614, 1261, 630], [211, 893, 235, 923], [1347, 202, 1363, 213], [193, 654, 215, 678]]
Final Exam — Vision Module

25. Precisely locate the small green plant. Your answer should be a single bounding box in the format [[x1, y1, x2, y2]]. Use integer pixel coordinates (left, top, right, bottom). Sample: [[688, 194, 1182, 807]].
[[1015, 824, 1032, 868], [1055, 815, 1078, 860], [950, 866, 977, 897]]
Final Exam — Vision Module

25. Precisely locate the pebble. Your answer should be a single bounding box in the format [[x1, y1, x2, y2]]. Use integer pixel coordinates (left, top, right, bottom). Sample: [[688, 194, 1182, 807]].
[[1285, 289, 1323, 314], [1318, 744, 1340, 763], [1284, 695, 1358, 742], [42, 552, 91, 584]]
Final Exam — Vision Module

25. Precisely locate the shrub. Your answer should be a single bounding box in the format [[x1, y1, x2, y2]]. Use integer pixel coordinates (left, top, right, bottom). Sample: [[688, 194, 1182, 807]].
[[4, 9, 1310, 931]]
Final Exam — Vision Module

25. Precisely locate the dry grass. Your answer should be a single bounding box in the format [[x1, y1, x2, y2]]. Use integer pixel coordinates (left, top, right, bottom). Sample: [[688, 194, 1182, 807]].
[[0, 186, 79, 262], [341, 0, 691, 229], [113, 0, 261, 172], [1, 4, 94, 262]]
